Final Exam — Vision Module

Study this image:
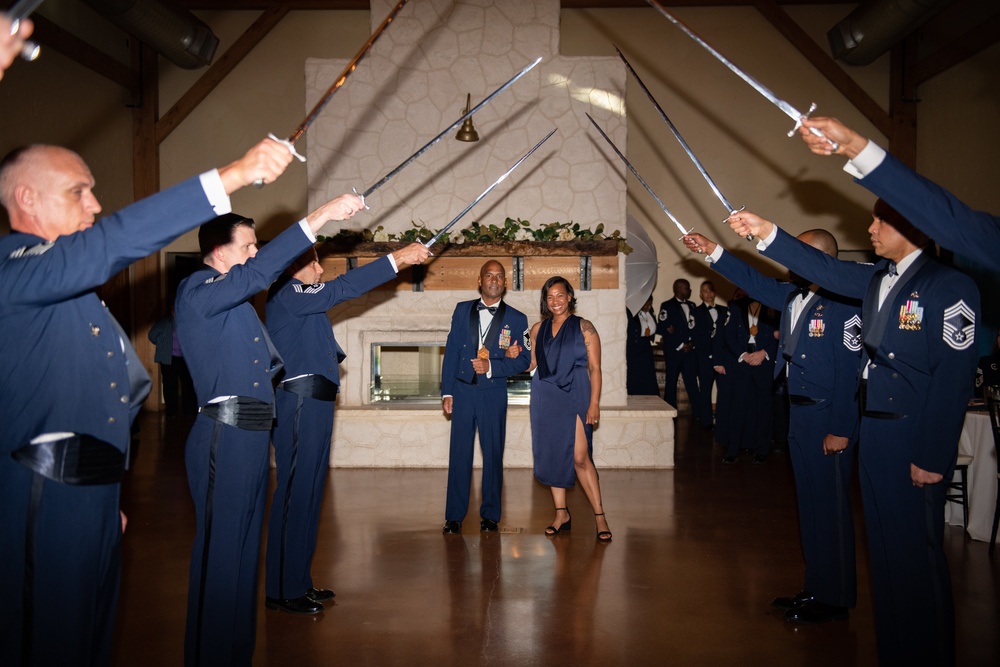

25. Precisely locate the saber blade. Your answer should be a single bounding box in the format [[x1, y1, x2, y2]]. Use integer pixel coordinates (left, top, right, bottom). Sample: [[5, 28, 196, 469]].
[[424, 128, 557, 248], [290, 0, 410, 145], [254, 0, 410, 186], [585, 113, 691, 239], [356, 56, 542, 208], [615, 46, 752, 240], [644, 0, 836, 148]]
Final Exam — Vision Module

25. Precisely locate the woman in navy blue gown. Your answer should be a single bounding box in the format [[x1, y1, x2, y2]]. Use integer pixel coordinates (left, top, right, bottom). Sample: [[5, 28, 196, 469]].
[[513, 276, 612, 542]]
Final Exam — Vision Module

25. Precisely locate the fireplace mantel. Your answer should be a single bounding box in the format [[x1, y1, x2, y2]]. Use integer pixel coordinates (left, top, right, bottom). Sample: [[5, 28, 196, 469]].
[[317, 239, 620, 291]]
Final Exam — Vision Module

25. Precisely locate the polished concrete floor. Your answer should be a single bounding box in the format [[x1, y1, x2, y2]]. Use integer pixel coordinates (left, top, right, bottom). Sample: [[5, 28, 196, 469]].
[[114, 412, 1000, 666]]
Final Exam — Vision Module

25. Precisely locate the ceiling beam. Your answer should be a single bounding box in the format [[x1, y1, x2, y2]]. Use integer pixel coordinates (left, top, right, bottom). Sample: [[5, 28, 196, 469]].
[[155, 4, 291, 145], [915, 12, 1000, 84], [31, 14, 139, 96]]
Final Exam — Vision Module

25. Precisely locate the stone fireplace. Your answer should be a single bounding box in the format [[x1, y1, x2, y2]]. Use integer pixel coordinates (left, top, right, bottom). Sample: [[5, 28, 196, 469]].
[[306, 0, 675, 468]]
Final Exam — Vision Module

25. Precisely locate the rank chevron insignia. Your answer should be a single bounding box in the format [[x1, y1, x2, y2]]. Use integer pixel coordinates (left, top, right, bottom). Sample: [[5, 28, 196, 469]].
[[843, 314, 863, 351], [942, 300, 976, 351]]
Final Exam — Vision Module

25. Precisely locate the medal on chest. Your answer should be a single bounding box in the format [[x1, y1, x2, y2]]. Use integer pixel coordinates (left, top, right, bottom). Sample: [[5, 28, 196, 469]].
[[898, 297, 923, 331], [499, 325, 511, 349], [749, 325, 758, 336], [808, 318, 825, 337], [478, 347, 490, 360]]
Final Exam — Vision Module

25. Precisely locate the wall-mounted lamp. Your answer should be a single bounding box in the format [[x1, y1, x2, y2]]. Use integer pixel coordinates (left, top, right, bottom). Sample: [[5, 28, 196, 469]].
[[455, 93, 480, 142]]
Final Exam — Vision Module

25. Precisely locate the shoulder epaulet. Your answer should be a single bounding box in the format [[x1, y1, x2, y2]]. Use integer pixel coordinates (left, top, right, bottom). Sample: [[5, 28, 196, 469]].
[[205, 274, 226, 284], [293, 283, 325, 294], [8, 241, 55, 259]]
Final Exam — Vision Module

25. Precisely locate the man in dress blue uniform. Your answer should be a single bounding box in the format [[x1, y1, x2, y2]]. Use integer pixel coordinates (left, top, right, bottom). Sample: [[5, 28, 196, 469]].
[[798, 116, 1000, 273], [692, 280, 727, 429], [0, 138, 293, 666], [176, 193, 375, 665], [729, 202, 979, 665], [684, 230, 862, 624], [721, 291, 778, 464], [264, 241, 429, 614], [657, 279, 702, 412], [441, 260, 531, 534]]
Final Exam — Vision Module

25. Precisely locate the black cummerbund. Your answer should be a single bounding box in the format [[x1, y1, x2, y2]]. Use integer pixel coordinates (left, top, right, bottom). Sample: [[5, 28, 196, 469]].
[[200, 397, 274, 430], [12, 434, 124, 485], [281, 374, 339, 401], [788, 395, 825, 406]]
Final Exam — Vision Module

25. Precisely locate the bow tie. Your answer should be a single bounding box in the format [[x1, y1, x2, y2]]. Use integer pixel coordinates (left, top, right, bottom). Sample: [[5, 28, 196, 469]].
[[794, 286, 810, 299], [477, 303, 498, 315], [887, 261, 898, 277]]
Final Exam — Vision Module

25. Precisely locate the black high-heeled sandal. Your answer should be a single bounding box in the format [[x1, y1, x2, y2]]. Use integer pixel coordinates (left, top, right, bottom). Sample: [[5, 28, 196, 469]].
[[595, 512, 612, 542], [545, 507, 572, 536]]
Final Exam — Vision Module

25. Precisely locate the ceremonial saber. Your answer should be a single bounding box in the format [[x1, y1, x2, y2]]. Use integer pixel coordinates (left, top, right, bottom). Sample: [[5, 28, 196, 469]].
[[255, 0, 411, 186], [615, 46, 753, 241], [423, 128, 557, 248], [585, 113, 692, 240], [354, 56, 542, 208], [6, 0, 43, 62], [644, 0, 837, 150]]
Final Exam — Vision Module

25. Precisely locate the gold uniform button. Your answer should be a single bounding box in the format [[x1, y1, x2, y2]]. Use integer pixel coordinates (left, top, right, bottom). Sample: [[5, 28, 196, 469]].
[[91, 325, 101, 336], [108, 417, 116, 424], [254, 337, 260, 342], [110, 382, 117, 389], [107, 351, 114, 358], [253, 359, 259, 364], [253, 382, 260, 388], [120, 395, 128, 403]]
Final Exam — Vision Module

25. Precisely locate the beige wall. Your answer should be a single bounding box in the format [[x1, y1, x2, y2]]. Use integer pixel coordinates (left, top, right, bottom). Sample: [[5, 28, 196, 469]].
[[2, 3, 997, 307]]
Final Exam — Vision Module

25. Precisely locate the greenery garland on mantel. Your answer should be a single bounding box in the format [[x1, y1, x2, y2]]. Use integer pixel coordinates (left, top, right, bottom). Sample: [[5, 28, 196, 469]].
[[318, 217, 631, 256]]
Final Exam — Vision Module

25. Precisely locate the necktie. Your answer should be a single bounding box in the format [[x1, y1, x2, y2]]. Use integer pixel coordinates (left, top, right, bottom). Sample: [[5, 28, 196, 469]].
[[477, 303, 498, 315]]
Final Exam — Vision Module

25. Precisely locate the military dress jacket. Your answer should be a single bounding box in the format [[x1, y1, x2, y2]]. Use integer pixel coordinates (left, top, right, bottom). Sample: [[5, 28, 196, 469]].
[[656, 298, 699, 354], [763, 226, 980, 475], [0, 175, 219, 455], [266, 256, 397, 385], [176, 223, 313, 406], [441, 299, 531, 394], [713, 249, 862, 438]]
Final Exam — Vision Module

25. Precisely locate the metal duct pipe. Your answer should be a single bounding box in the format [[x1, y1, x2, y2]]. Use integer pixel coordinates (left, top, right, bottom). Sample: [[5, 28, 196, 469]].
[[83, 0, 218, 69], [827, 0, 952, 66]]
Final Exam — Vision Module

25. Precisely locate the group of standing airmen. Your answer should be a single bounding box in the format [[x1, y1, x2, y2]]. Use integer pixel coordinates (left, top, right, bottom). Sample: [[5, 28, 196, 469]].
[[686, 115, 993, 666]]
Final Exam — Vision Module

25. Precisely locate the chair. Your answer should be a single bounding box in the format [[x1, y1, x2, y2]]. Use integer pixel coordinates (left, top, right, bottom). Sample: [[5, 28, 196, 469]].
[[946, 455, 973, 534], [986, 386, 1000, 556]]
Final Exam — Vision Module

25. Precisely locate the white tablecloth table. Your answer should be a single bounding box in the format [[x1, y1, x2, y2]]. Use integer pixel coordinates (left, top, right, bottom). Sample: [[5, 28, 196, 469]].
[[945, 411, 999, 543]]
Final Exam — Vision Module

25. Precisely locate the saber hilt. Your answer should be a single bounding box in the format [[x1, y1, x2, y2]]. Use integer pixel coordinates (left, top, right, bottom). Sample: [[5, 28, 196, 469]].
[[786, 102, 839, 151], [7, 0, 43, 62]]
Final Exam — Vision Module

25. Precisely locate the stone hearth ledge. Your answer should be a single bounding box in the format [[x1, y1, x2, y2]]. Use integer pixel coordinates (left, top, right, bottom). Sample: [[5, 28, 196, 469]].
[[329, 395, 675, 469]]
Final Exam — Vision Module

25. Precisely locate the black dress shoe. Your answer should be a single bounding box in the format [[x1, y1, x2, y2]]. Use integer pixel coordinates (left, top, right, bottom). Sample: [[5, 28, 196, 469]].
[[265, 595, 323, 615], [306, 587, 335, 602], [480, 518, 499, 532], [771, 590, 814, 610], [752, 454, 767, 464], [442, 520, 462, 534], [721, 455, 737, 464], [785, 600, 849, 624]]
